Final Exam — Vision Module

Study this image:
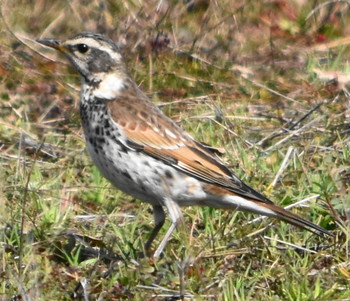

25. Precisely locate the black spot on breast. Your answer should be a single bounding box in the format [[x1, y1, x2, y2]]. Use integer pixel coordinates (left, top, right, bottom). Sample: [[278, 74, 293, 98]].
[[95, 127, 101, 136], [121, 171, 132, 180], [93, 97, 108, 105], [118, 142, 129, 153], [95, 137, 106, 145], [165, 170, 173, 179], [104, 119, 111, 129]]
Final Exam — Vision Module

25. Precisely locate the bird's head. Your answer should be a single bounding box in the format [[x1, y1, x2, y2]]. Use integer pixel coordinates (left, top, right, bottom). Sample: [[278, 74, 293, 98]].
[[37, 32, 126, 84]]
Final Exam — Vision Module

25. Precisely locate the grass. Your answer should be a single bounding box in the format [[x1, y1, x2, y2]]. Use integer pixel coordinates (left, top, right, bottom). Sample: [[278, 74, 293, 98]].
[[0, 0, 349, 300]]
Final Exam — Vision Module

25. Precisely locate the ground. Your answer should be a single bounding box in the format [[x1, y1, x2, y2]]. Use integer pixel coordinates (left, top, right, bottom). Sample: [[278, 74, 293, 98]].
[[0, 1, 349, 300]]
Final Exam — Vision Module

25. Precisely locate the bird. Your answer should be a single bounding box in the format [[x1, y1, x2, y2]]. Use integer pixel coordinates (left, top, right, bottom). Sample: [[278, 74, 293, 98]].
[[37, 32, 331, 257]]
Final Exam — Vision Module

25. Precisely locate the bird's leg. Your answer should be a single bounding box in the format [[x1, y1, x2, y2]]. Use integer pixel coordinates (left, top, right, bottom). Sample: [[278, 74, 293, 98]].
[[154, 197, 183, 258], [144, 205, 166, 256]]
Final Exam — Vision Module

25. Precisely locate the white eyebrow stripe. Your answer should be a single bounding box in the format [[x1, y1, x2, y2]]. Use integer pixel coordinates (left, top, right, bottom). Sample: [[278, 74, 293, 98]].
[[65, 38, 122, 61], [99, 45, 122, 61], [66, 37, 102, 49]]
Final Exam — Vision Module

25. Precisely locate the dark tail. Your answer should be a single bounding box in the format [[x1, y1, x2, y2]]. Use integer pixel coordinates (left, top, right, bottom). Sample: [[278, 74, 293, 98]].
[[260, 202, 332, 236]]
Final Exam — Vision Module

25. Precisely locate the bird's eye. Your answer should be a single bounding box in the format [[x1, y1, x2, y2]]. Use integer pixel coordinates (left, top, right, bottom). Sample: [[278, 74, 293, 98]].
[[76, 43, 89, 53]]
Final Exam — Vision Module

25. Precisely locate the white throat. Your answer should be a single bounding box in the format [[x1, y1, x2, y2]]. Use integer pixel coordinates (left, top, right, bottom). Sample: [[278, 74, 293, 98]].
[[93, 73, 125, 100]]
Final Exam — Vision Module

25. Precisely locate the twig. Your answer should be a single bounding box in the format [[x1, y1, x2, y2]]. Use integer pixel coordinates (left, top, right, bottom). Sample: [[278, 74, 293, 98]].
[[262, 117, 321, 154], [190, 116, 254, 148], [11, 272, 32, 301], [137, 284, 177, 292], [178, 261, 186, 301], [268, 146, 295, 189], [306, 0, 350, 20], [199, 280, 220, 293], [243, 77, 298, 103], [0, 3, 65, 63], [81, 278, 90, 301], [263, 236, 318, 254], [164, 71, 233, 88], [40, 11, 66, 38], [74, 214, 135, 221], [255, 99, 328, 147], [190, 114, 268, 121], [18, 138, 45, 276], [288, 99, 328, 131], [136, 283, 198, 298]]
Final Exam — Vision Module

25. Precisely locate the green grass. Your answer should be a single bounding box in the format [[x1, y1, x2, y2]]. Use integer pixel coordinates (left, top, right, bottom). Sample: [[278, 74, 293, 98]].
[[0, 0, 349, 300]]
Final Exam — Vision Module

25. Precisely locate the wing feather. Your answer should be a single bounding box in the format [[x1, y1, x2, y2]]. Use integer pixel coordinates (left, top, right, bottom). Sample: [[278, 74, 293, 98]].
[[107, 94, 273, 204]]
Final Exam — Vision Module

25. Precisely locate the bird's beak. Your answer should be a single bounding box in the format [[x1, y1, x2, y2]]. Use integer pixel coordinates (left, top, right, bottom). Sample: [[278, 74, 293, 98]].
[[37, 37, 66, 52]]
